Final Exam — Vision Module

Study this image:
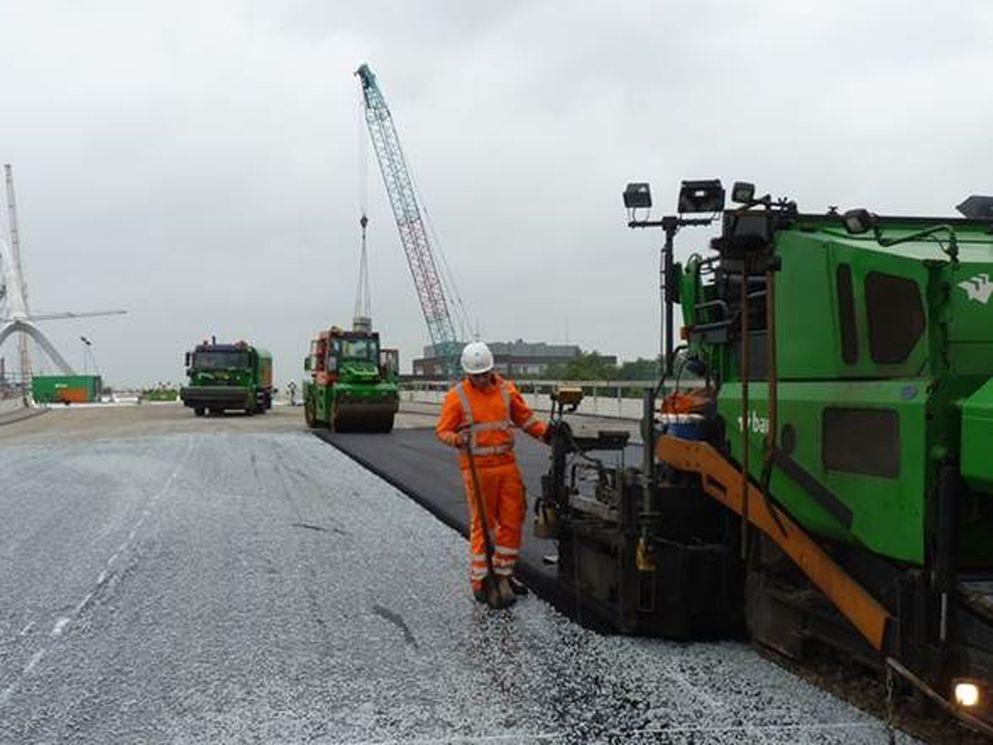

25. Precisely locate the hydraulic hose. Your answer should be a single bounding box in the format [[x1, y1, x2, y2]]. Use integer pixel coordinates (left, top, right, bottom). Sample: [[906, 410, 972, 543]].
[[761, 261, 778, 492], [740, 260, 750, 559]]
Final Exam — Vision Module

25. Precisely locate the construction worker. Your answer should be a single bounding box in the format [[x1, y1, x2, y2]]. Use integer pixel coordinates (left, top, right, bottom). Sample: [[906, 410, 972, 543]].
[[436, 342, 553, 607]]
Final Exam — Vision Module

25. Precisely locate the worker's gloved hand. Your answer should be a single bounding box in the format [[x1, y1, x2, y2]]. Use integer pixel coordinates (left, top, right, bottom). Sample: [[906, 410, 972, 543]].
[[454, 430, 469, 449], [541, 422, 557, 445]]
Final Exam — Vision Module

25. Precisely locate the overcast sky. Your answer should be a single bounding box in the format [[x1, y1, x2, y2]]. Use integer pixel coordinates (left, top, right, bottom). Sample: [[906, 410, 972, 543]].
[[0, 1, 991, 386]]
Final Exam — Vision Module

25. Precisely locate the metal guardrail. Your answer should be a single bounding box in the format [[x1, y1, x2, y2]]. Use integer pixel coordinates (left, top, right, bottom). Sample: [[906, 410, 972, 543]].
[[402, 378, 703, 420]]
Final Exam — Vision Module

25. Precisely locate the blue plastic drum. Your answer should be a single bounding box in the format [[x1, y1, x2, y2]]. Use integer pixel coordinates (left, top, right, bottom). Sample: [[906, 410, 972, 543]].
[[659, 413, 705, 440]]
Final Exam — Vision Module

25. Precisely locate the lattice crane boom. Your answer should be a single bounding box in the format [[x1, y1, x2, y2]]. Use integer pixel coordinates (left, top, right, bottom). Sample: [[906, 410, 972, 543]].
[[356, 64, 461, 373]]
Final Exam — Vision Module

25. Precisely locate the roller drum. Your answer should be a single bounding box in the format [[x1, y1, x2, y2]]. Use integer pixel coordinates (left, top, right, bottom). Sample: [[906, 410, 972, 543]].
[[332, 400, 396, 433]]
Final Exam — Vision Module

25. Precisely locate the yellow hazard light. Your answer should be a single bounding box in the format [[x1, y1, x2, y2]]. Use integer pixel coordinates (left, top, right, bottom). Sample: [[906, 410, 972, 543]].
[[552, 387, 583, 407], [954, 681, 981, 708]]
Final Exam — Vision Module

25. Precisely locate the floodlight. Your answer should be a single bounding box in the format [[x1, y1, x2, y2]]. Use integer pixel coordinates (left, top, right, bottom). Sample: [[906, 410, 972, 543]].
[[678, 179, 725, 214], [841, 208, 877, 235], [623, 183, 652, 210], [954, 680, 981, 708], [731, 182, 756, 204], [957, 195, 993, 220]]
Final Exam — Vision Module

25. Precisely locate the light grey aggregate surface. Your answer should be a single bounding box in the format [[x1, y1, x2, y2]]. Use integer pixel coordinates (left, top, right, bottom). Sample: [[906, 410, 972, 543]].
[[0, 431, 916, 743]]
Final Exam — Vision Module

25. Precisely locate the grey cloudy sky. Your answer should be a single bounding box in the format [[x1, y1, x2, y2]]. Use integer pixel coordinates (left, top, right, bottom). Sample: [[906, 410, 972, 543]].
[[1, 1, 991, 386]]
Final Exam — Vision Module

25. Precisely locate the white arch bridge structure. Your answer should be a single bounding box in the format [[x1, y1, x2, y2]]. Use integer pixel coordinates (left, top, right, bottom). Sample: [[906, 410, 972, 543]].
[[0, 164, 124, 384]]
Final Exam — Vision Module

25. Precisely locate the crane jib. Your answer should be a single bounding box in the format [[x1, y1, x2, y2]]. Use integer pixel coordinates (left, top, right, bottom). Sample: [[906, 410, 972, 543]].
[[356, 63, 464, 376]]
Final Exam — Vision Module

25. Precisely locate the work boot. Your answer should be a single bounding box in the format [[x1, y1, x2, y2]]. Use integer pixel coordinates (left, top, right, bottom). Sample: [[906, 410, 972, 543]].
[[508, 575, 529, 596], [475, 577, 505, 609], [495, 576, 517, 608]]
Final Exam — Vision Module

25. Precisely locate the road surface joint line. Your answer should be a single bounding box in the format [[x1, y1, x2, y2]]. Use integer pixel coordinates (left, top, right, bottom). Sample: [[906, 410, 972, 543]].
[[0, 435, 195, 710], [74, 592, 94, 615], [22, 650, 44, 675]]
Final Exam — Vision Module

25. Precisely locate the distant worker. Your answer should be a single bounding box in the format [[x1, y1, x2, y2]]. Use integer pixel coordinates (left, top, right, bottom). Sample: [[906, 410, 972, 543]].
[[287, 380, 297, 406], [436, 342, 554, 607]]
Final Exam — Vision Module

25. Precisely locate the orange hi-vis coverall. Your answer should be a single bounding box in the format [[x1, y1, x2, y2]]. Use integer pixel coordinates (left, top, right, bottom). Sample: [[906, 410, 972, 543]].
[[436, 375, 548, 590]]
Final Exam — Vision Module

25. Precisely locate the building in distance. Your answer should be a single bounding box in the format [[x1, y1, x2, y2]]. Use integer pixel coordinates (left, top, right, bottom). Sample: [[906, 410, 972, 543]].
[[412, 340, 616, 378]]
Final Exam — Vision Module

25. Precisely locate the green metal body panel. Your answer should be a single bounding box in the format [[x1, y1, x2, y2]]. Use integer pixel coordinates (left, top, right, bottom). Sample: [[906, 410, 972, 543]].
[[680, 214, 993, 569], [181, 344, 272, 412], [961, 378, 993, 494], [32, 375, 102, 403], [718, 380, 927, 563]]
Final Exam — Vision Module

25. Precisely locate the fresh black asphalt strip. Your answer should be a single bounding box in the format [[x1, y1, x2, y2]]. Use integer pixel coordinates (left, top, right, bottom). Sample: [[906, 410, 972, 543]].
[[313, 427, 632, 630]]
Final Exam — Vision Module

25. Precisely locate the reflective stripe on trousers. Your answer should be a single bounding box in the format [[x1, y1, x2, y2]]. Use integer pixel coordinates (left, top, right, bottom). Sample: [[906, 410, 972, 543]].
[[462, 461, 526, 589]]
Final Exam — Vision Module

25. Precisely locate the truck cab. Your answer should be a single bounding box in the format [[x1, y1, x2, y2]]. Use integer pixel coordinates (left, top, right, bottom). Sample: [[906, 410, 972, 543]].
[[181, 340, 273, 416]]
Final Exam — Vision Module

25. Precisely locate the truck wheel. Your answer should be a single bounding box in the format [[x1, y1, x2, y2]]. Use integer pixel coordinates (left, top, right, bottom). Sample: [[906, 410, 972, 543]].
[[194, 407, 205, 417], [304, 399, 316, 428], [244, 406, 255, 416], [209, 408, 221, 416]]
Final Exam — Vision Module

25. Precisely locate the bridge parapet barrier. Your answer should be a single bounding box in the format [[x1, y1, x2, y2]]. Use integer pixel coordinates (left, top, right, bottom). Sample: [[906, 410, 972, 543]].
[[0, 391, 46, 425], [400, 378, 703, 421], [0, 395, 26, 415]]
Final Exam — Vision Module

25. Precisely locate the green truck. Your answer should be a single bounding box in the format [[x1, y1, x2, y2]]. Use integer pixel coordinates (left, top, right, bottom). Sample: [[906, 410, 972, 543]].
[[303, 326, 398, 432], [181, 340, 273, 416]]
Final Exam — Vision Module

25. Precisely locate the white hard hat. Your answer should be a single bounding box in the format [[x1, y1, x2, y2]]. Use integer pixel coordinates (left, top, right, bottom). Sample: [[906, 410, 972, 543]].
[[461, 342, 494, 375]]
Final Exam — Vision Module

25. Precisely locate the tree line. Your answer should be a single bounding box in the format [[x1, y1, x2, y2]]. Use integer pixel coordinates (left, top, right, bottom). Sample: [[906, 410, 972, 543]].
[[540, 352, 661, 381]]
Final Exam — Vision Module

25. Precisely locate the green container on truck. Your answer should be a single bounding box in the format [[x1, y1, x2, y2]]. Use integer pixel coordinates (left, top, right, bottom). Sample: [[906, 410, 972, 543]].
[[181, 340, 272, 416], [303, 326, 398, 432], [32, 374, 102, 404]]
